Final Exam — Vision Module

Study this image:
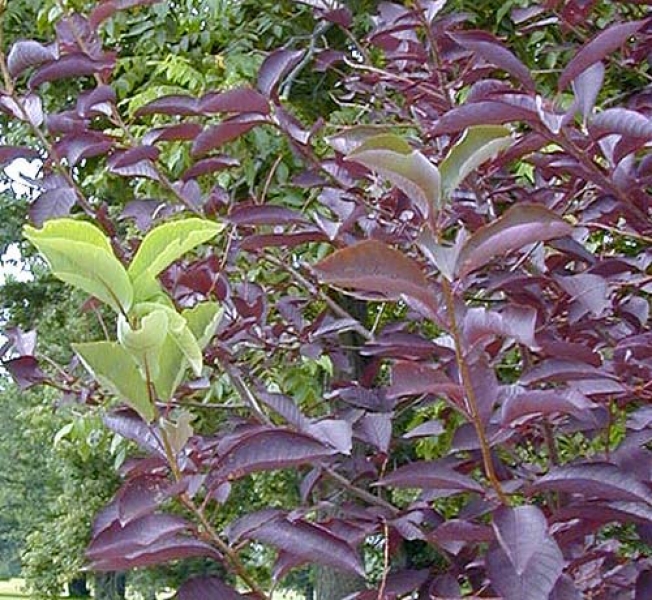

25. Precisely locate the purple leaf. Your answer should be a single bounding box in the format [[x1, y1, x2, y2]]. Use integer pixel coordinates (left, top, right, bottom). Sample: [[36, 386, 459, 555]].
[[456, 204, 573, 277], [55, 15, 99, 55], [275, 105, 311, 145], [305, 419, 352, 455], [29, 53, 116, 88], [107, 146, 161, 180], [352, 570, 431, 600], [429, 101, 536, 135], [387, 361, 462, 405], [501, 388, 596, 426], [375, 461, 484, 493], [314, 48, 346, 72], [30, 187, 77, 226], [550, 575, 582, 600], [590, 108, 652, 140], [559, 20, 647, 90], [493, 505, 558, 574], [103, 410, 166, 457], [4, 327, 37, 356], [258, 392, 310, 429], [356, 413, 392, 453], [227, 204, 308, 226], [90, 0, 164, 28], [239, 230, 327, 251], [76, 84, 116, 117], [3, 356, 47, 389], [115, 475, 171, 526], [7, 40, 57, 77], [449, 31, 535, 91], [181, 156, 240, 180], [225, 509, 284, 545], [272, 551, 311, 583], [321, 8, 353, 28], [462, 305, 539, 349], [0, 94, 44, 126], [0, 146, 40, 165], [246, 515, 365, 576], [120, 200, 167, 231], [142, 123, 203, 145], [192, 114, 268, 157], [200, 86, 270, 115], [556, 273, 610, 320], [87, 513, 190, 561], [177, 577, 247, 600], [89, 536, 220, 571], [404, 419, 444, 439], [572, 61, 604, 120], [433, 519, 494, 543], [636, 570, 652, 600], [361, 331, 442, 360], [331, 385, 394, 412], [212, 429, 337, 481], [313, 240, 438, 318], [46, 111, 84, 134], [487, 506, 564, 600], [257, 49, 305, 98], [520, 359, 612, 385], [538, 340, 601, 367], [531, 463, 652, 504], [135, 94, 201, 117], [55, 132, 114, 166]]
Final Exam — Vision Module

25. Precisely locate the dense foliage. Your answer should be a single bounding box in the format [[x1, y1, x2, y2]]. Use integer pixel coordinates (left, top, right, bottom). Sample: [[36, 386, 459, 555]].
[[1, 0, 652, 598]]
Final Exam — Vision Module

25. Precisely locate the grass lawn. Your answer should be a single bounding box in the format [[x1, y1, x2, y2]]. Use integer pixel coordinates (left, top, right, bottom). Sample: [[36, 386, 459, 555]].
[[0, 578, 27, 598], [0, 578, 302, 599]]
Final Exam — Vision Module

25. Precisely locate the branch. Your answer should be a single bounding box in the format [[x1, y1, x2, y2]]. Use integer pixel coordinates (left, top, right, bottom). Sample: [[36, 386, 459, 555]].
[[442, 278, 509, 505], [218, 359, 272, 425], [263, 253, 374, 341]]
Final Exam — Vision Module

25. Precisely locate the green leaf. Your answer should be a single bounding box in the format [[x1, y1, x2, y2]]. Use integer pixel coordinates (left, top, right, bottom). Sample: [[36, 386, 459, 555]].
[[151, 336, 186, 401], [132, 302, 204, 377], [456, 203, 574, 277], [346, 134, 441, 218], [24, 218, 113, 250], [170, 323, 204, 377], [128, 217, 224, 285], [117, 310, 169, 380], [161, 411, 194, 455], [439, 125, 512, 198], [73, 341, 155, 422], [132, 272, 167, 304], [24, 219, 133, 314], [183, 301, 223, 349]]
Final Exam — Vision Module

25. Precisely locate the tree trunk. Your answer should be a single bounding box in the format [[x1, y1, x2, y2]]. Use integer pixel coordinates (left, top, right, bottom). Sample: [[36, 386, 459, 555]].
[[68, 574, 90, 597], [315, 569, 363, 600], [94, 572, 126, 600], [314, 296, 369, 600]]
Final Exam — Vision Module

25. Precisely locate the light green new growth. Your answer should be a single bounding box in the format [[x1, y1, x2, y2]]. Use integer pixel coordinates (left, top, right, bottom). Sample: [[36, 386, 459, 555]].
[[72, 341, 155, 422], [439, 125, 512, 198], [346, 133, 442, 218], [128, 217, 225, 292], [24, 219, 134, 314], [24, 216, 224, 421]]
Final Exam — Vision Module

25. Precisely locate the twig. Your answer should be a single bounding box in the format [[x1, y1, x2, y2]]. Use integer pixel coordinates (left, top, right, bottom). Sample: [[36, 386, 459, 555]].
[[264, 253, 374, 341], [323, 466, 398, 515], [218, 358, 272, 425], [260, 154, 284, 205], [154, 388, 270, 600], [442, 278, 509, 504], [377, 520, 390, 600]]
